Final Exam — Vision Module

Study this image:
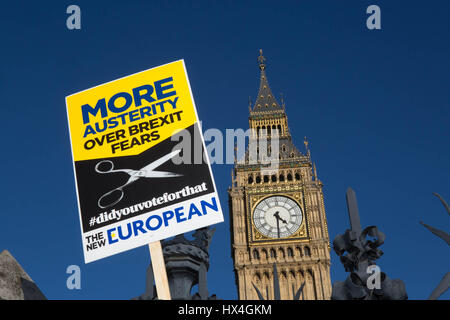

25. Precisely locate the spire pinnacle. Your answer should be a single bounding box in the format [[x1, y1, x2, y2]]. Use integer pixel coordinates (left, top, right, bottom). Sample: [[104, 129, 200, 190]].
[[280, 93, 285, 109], [258, 49, 266, 70], [304, 136, 311, 158], [313, 162, 318, 181]]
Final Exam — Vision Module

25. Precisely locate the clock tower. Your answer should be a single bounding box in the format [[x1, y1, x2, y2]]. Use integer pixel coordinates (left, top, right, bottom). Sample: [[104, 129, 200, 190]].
[[228, 51, 332, 300]]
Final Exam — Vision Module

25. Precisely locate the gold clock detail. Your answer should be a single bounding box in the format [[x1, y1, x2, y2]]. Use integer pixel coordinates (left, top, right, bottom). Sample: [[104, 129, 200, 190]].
[[253, 196, 302, 238]]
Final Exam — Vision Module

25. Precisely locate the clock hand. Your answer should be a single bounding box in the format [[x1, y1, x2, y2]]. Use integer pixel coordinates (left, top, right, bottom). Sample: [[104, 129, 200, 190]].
[[273, 211, 281, 238], [276, 215, 280, 238], [273, 211, 280, 220], [274, 211, 288, 224]]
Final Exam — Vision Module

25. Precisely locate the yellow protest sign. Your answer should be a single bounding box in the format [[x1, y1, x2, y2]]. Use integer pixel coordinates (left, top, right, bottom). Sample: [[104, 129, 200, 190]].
[[66, 60, 223, 263]]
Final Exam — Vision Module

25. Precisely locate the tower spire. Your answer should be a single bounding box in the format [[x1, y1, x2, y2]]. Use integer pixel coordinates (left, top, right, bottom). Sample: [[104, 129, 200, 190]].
[[252, 49, 282, 112]]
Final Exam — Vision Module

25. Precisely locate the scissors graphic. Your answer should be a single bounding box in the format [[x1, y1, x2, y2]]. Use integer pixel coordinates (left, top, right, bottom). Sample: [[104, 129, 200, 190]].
[[95, 149, 182, 209]]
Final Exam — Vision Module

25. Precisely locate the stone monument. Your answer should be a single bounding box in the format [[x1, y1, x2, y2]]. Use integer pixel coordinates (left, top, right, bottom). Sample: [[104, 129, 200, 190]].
[[0, 250, 46, 300], [134, 227, 217, 300]]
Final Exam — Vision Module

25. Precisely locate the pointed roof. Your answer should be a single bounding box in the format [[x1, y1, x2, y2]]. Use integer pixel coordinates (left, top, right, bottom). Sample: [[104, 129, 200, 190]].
[[252, 50, 284, 113]]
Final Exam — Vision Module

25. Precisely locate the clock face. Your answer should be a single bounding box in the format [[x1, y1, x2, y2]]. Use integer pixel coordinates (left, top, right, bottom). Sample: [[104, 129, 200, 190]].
[[252, 196, 303, 238]]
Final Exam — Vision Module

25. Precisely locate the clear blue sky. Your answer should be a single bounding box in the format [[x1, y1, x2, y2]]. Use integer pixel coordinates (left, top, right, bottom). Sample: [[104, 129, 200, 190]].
[[0, 1, 448, 300]]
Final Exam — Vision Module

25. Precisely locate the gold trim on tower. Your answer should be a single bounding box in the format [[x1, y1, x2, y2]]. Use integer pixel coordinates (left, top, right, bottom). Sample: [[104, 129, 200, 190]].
[[247, 193, 309, 245]]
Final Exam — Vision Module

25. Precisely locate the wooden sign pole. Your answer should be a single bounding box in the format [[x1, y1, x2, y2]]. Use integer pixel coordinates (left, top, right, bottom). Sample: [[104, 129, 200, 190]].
[[148, 241, 171, 300]]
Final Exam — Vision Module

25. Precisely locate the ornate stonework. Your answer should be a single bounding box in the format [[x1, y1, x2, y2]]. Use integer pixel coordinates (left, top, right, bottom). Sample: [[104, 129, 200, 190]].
[[228, 51, 332, 300]]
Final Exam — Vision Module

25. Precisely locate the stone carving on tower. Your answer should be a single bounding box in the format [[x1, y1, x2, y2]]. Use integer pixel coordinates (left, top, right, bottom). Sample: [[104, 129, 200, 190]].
[[228, 50, 332, 300]]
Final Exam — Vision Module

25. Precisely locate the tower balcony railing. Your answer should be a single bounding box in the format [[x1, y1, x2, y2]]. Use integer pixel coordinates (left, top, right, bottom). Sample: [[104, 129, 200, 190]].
[[235, 154, 311, 169]]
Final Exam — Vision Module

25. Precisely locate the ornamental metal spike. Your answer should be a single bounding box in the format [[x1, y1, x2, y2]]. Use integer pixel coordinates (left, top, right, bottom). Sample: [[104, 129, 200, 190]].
[[293, 282, 306, 300], [252, 282, 265, 300], [433, 193, 450, 215], [346, 187, 362, 236], [422, 193, 450, 300], [420, 221, 450, 245], [273, 264, 281, 300], [252, 264, 305, 300], [429, 272, 450, 300], [420, 193, 450, 246]]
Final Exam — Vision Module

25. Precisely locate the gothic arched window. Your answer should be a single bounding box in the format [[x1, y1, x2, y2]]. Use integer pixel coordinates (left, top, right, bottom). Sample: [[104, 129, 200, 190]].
[[270, 249, 276, 258], [287, 247, 294, 257], [304, 246, 311, 257]]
